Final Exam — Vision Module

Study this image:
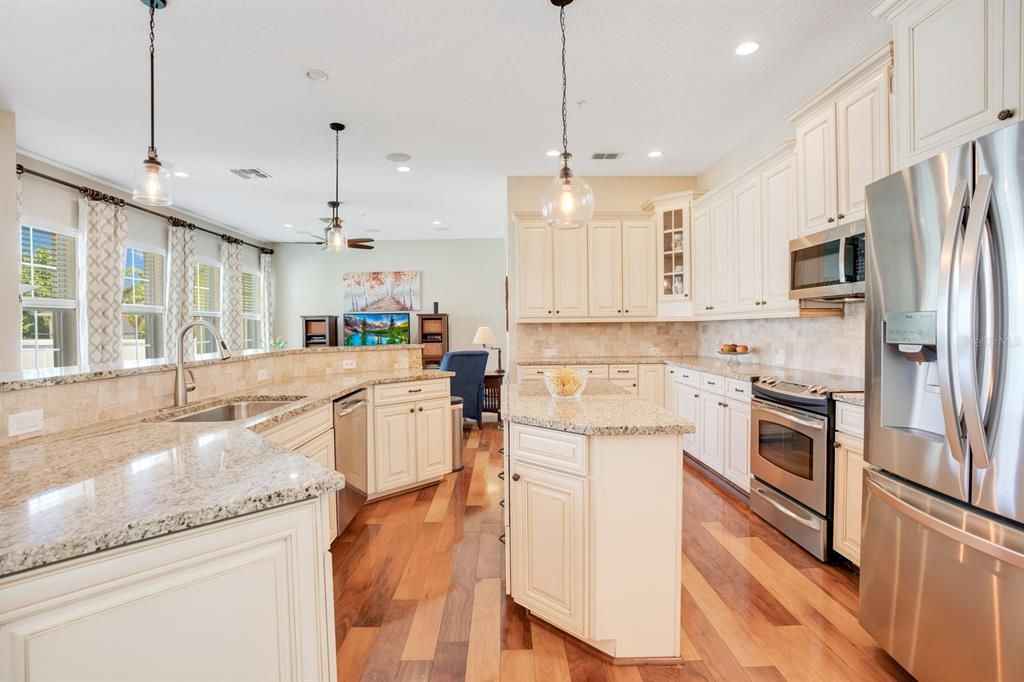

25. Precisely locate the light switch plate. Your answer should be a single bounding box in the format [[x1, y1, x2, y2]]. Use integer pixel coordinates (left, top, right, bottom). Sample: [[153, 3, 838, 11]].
[[257, 369, 269, 382], [648, 347, 662, 356], [342, 359, 357, 369], [542, 348, 559, 357], [8, 409, 44, 438]]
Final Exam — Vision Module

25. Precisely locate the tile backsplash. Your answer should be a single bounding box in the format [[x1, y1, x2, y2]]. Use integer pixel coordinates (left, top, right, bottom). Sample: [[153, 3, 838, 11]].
[[697, 305, 866, 377], [516, 322, 699, 358]]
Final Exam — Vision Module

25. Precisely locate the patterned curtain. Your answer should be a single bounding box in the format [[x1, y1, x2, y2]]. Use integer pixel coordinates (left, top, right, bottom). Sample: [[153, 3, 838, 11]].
[[80, 198, 128, 365], [260, 251, 275, 349], [165, 223, 196, 362], [220, 238, 244, 352]]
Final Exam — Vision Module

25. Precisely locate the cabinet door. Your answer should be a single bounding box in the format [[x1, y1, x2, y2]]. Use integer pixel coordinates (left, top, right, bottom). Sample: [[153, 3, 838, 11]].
[[796, 105, 838, 235], [698, 394, 724, 473], [722, 400, 751, 492], [638, 364, 666, 406], [836, 70, 890, 224], [892, 0, 1020, 168], [294, 429, 339, 541], [665, 368, 679, 413], [833, 434, 866, 565], [587, 221, 623, 317], [552, 223, 589, 317], [517, 221, 553, 318], [621, 220, 658, 317], [708, 194, 735, 313], [691, 207, 712, 313], [676, 387, 701, 457], [415, 398, 452, 480], [374, 403, 418, 493], [732, 177, 762, 311], [510, 461, 586, 636], [608, 378, 639, 394], [760, 155, 798, 310]]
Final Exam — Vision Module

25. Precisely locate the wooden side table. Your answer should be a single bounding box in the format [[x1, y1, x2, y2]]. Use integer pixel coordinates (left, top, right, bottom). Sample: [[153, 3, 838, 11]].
[[482, 373, 504, 416]]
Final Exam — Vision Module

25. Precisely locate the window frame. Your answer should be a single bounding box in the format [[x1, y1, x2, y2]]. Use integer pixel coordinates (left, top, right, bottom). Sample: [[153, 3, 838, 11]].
[[192, 257, 223, 357], [121, 242, 167, 366], [241, 268, 263, 352]]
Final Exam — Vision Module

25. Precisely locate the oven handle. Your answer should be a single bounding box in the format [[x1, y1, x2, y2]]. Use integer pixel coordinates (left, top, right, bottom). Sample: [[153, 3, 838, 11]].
[[752, 402, 826, 431], [752, 486, 821, 530]]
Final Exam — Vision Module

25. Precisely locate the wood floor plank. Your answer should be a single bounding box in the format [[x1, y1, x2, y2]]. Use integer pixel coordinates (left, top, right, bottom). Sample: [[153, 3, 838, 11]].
[[437, 530, 481, 643], [401, 551, 455, 661], [742, 665, 787, 682], [476, 528, 503, 579], [607, 665, 644, 682], [637, 662, 714, 682], [424, 476, 455, 523], [466, 450, 492, 506], [680, 586, 751, 681], [393, 522, 444, 600], [429, 642, 469, 682], [395, 660, 432, 682], [500, 594, 533, 651], [359, 599, 419, 682], [679, 624, 702, 662], [499, 650, 536, 682], [530, 621, 572, 682], [563, 638, 610, 682], [338, 626, 378, 682], [465, 578, 502, 682]]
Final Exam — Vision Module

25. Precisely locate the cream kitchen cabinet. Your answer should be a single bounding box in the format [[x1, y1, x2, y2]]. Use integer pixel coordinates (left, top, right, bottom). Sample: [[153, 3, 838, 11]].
[[371, 380, 452, 498], [552, 223, 589, 317], [759, 154, 799, 310], [516, 220, 554, 318], [621, 221, 658, 317], [416, 397, 454, 480], [790, 45, 891, 234], [690, 206, 711, 314], [693, 192, 736, 316], [638, 364, 665, 406], [833, 401, 866, 565], [373, 402, 419, 492], [587, 220, 623, 317], [673, 384, 701, 457], [698, 393, 724, 473], [722, 399, 752, 492], [876, 0, 1023, 170], [732, 176, 763, 310]]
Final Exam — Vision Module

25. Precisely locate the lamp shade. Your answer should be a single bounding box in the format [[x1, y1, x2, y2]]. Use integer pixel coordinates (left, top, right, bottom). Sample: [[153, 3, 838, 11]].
[[473, 326, 496, 346]]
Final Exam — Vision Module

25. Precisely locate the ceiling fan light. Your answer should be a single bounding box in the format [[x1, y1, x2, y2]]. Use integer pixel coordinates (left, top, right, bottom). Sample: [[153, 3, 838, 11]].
[[326, 225, 349, 253], [132, 157, 172, 206]]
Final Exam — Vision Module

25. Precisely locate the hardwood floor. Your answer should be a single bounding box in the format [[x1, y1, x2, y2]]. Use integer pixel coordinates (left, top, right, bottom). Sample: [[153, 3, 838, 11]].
[[331, 424, 913, 682]]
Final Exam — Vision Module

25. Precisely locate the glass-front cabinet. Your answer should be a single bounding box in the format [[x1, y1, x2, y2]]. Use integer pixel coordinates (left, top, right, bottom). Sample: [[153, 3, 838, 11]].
[[661, 207, 689, 299]]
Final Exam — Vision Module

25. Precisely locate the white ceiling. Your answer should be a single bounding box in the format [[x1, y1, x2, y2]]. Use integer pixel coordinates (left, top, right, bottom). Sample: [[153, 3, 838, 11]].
[[0, 1, 888, 243]]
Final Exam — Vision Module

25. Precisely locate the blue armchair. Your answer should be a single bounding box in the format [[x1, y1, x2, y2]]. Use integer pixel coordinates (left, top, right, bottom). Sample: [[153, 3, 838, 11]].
[[440, 350, 489, 427]]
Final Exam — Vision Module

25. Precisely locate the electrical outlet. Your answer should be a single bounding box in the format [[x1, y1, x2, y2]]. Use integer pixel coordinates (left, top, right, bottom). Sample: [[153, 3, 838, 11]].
[[8, 409, 44, 438], [342, 359, 357, 369], [257, 369, 269, 382], [648, 347, 662, 356], [542, 348, 559, 357]]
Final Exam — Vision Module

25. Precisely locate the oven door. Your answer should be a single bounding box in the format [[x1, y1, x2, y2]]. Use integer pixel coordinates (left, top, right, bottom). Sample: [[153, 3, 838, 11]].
[[750, 398, 829, 515]]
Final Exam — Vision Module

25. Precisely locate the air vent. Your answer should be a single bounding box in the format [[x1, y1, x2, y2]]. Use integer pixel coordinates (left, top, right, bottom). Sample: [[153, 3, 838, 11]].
[[229, 168, 273, 180], [591, 152, 622, 160]]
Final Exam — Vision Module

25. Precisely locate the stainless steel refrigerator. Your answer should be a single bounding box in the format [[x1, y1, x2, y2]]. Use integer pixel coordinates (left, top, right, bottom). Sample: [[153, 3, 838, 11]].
[[861, 121, 1024, 682]]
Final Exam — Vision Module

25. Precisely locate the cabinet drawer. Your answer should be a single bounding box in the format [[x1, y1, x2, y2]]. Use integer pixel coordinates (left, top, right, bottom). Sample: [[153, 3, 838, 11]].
[[608, 364, 638, 379], [374, 379, 450, 406], [568, 364, 609, 378], [725, 378, 751, 402], [519, 365, 561, 382], [261, 405, 333, 449], [609, 378, 639, 394], [669, 365, 701, 388], [510, 423, 588, 476], [836, 401, 864, 438], [701, 372, 725, 395]]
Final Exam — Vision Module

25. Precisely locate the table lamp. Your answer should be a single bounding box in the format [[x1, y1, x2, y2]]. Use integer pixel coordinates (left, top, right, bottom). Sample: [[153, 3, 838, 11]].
[[473, 326, 504, 374]]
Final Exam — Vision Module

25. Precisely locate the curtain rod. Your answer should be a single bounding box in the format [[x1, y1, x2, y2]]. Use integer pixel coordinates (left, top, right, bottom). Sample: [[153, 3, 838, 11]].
[[15, 163, 273, 254]]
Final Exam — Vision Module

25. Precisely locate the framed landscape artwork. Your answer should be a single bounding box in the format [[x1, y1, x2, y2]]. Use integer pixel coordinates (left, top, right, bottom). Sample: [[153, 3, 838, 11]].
[[343, 271, 421, 312], [343, 313, 411, 346]]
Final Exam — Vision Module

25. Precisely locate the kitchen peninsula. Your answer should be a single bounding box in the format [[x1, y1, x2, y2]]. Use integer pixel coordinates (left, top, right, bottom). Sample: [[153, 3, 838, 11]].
[[502, 379, 693, 662]]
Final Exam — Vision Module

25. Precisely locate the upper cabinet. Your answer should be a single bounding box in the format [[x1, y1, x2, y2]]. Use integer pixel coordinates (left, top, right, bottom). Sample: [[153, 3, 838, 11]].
[[875, 0, 1023, 169], [621, 220, 658, 317], [516, 221, 554, 318], [587, 221, 623, 317], [643, 190, 703, 319], [789, 45, 892, 235], [552, 223, 588, 317]]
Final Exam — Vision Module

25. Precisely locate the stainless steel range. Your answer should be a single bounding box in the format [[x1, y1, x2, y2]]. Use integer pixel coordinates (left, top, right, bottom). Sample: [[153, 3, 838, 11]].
[[749, 375, 849, 560]]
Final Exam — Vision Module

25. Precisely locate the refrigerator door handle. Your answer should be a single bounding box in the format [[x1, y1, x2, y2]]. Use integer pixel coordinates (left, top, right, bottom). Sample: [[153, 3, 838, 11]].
[[866, 477, 1024, 569], [936, 180, 970, 464], [958, 175, 994, 470]]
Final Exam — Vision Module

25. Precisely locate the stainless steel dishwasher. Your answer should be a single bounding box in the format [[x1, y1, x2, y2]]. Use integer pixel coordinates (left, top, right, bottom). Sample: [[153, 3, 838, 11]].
[[334, 390, 368, 535]]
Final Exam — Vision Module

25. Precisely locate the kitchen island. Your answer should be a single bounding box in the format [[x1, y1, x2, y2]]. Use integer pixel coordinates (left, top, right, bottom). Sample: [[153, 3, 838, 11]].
[[502, 379, 694, 663]]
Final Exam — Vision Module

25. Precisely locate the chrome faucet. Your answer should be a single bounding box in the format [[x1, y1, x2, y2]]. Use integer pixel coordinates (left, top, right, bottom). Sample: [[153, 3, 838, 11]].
[[174, 320, 231, 407]]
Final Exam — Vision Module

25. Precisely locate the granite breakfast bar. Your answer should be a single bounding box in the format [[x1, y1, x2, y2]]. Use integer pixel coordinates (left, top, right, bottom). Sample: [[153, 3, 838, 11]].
[[502, 379, 694, 663]]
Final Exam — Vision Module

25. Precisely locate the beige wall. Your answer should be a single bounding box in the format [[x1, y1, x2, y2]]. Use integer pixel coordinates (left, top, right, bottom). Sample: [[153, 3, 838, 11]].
[[696, 120, 794, 191]]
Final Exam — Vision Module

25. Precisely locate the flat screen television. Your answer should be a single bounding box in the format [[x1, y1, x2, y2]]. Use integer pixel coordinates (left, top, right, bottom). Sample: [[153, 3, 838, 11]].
[[343, 312, 411, 346]]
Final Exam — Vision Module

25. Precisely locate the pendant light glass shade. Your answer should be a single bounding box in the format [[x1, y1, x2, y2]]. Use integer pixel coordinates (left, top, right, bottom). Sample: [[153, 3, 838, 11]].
[[132, 157, 172, 206], [540, 153, 594, 228], [325, 223, 349, 253]]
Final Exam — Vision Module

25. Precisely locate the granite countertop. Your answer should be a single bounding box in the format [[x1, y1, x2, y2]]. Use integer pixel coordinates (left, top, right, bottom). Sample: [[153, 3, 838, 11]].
[[503, 379, 695, 437], [833, 392, 865, 406], [0, 368, 453, 578], [517, 355, 864, 391]]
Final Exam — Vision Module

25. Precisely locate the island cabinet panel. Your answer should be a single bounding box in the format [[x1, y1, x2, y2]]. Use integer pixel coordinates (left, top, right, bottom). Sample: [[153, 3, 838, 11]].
[[698, 393, 725, 473], [373, 403, 419, 492], [415, 397, 453, 480], [675, 385, 701, 457], [0, 500, 336, 682], [638, 364, 666, 407], [510, 461, 587, 637]]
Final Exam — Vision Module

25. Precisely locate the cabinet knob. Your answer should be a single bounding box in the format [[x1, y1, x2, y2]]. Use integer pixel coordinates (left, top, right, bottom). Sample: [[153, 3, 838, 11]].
[[761, 300, 767, 305], [837, 213, 845, 220], [548, 310, 552, 314], [617, 309, 622, 313], [418, 407, 424, 412], [694, 393, 700, 398], [555, 310, 560, 314], [834, 442, 842, 449], [755, 301, 761, 306], [827, 217, 836, 223], [998, 108, 1016, 121], [409, 408, 415, 413], [669, 370, 674, 374], [512, 473, 521, 482], [625, 309, 629, 313]]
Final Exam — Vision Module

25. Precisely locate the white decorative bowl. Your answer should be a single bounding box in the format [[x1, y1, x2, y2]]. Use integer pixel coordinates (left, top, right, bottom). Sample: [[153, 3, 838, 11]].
[[543, 370, 589, 400]]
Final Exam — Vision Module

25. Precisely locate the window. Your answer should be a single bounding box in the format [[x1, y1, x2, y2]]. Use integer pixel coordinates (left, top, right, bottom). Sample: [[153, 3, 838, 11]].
[[242, 270, 263, 351], [122, 247, 165, 366], [193, 261, 221, 356], [21, 225, 79, 370]]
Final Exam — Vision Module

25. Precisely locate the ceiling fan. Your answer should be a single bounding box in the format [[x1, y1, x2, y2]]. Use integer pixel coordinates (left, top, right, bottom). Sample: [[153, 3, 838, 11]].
[[294, 229, 375, 250]]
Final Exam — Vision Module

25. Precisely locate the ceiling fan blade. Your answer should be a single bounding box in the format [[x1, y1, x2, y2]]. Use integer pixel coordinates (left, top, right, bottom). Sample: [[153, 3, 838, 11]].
[[348, 238, 375, 244], [348, 242, 374, 250]]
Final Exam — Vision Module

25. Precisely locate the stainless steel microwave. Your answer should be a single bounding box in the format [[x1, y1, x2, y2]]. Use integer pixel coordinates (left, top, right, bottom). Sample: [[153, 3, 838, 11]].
[[788, 221, 866, 301]]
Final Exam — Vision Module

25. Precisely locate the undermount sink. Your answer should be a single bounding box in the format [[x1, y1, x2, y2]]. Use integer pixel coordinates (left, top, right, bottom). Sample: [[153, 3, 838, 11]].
[[169, 400, 295, 423]]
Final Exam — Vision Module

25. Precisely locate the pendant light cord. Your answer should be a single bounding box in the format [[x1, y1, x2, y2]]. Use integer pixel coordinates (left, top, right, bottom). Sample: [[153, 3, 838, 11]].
[[334, 129, 341, 215], [560, 4, 568, 156], [148, 2, 156, 154]]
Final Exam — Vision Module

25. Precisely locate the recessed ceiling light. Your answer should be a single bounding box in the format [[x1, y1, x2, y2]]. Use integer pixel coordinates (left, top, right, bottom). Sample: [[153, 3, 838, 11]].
[[173, 171, 189, 178], [735, 41, 760, 56], [546, 150, 560, 157], [397, 166, 412, 173], [647, 151, 663, 158], [432, 220, 442, 225], [305, 68, 329, 82], [386, 152, 412, 163], [283, 223, 293, 228]]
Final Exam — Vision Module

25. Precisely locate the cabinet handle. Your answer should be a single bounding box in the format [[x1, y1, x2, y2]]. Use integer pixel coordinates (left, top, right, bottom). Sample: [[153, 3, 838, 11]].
[[669, 370, 674, 374], [827, 217, 836, 223], [625, 309, 630, 313], [998, 108, 1015, 121], [408, 388, 422, 393], [694, 393, 700, 398], [707, 380, 716, 385], [555, 310, 560, 314], [837, 213, 845, 220], [548, 310, 552, 314], [632, 383, 637, 387], [755, 301, 761, 306], [512, 473, 521, 482], [617, 309, 622, 313], [499, 499, 505, 508], [497, 471, 505, 480], [498, 533, 506, 545], [418, 407, 424, 412], [734, 387, 744, 393], [761, 300, 767, 305], [834, 442, 842, 449]]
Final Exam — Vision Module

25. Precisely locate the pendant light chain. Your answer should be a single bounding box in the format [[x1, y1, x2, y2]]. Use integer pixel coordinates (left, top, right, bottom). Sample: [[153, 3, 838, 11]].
[[335, 129, 340, 206], [560, 4, 568, 156], [148, 2, 156, 155]]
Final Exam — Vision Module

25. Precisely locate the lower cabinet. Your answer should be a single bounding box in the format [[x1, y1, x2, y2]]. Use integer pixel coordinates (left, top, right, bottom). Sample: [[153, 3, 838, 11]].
[[722, 400, 751, 492], [672, 373, 751, 493], [609, 378, 638, 394], [638, 364, 666, 406], [510, 460, 587, 636], [833, 427, 866, 565], [373, 395, 453, 496], [294, 429, 339, 541], [698, 394, 725, 474]]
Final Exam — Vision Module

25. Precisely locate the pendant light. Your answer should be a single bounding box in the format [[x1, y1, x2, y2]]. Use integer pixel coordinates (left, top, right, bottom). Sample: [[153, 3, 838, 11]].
[[540, 0, 594, 228], [132, 0, 172, 206], [324, 122, 349, 253]]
